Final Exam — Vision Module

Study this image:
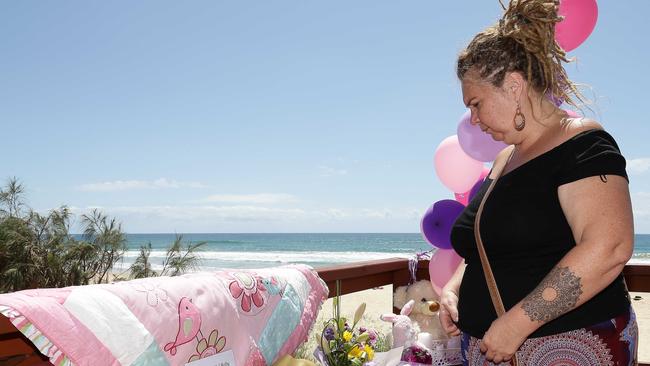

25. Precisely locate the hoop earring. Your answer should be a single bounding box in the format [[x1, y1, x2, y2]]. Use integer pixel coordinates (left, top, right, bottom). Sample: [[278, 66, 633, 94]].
[[514, 101, 526, 131]]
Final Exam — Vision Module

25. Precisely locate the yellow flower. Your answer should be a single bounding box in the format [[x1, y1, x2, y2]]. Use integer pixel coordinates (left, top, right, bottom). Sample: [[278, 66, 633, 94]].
[[348, 345, 362, 359], [364, 344, 374, 361], [343, 330, 352, 342]]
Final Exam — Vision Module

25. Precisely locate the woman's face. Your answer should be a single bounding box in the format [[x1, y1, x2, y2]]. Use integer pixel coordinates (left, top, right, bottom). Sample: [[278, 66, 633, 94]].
[[461, 73, 518, 143]]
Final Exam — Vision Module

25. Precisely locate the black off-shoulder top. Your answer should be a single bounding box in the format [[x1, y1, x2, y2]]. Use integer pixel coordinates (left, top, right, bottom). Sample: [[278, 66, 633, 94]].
[[450, 129, 631, 338]]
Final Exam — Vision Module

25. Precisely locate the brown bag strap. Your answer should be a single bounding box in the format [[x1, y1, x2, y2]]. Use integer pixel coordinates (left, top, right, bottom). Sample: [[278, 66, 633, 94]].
[[474, 147, 520, 365]]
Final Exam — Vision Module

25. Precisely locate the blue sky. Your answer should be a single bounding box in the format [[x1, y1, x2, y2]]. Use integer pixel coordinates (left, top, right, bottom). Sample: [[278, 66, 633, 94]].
[[1, 1, 649, 233]]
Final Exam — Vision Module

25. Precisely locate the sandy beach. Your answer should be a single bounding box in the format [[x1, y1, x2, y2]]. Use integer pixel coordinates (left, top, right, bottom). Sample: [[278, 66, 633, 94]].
[[316, 285, 395, 337], [301, 287, 650, 364]]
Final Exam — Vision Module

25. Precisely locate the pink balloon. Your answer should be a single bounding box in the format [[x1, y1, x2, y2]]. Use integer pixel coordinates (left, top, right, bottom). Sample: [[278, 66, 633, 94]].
[[555, 0, 598, 52], [457, 110, 508, 162], [429, 249, 463, 296], [454, 166, 490, 206], [434, 135, 484, 193], [480, 166, 491, 179], [565, 109, 581, 118], [454, 192, 469, 206]]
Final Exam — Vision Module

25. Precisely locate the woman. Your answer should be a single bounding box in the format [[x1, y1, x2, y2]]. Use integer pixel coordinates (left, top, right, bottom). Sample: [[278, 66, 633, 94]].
[[439, 1, 638, 365]]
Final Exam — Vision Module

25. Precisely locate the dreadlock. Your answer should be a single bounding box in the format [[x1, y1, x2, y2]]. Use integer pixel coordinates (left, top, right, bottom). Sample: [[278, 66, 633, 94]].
[[457, 0, 587, 109]]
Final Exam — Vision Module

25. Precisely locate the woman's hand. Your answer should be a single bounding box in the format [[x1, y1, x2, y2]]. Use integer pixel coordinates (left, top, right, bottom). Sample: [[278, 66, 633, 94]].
[[438, 287, 461, 336], [480, 312, 528, 364]]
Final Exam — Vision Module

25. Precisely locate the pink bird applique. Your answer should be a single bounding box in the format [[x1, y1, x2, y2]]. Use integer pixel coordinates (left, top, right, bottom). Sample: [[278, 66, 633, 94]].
[[164, 297, 202, 356]]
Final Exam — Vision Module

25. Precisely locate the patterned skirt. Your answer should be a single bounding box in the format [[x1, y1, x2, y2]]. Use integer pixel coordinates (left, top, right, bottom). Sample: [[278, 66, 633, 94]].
[[460, 307, 638, 366]]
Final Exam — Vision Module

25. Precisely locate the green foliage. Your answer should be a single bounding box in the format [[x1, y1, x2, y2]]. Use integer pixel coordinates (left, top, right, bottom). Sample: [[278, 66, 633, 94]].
[[129, 235, 206, 279], [370, 330, 391, 353], [0, 177, 204, 293], [129, 242, 156, 279], [0, 177, 127, 292], [160, 235, 206, 277], [79, 209, 127, 284], [0, 177, 26, 218]]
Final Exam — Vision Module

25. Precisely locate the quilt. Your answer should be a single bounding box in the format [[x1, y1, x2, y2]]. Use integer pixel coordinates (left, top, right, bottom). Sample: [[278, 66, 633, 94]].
[[0, 264, 328, 366]]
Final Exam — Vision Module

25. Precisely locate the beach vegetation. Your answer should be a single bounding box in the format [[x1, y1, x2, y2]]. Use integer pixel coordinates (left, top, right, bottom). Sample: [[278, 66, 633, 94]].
[[129, 235, 206, 279], [0, 177, 204, 293], [0, 178, 126, 292]]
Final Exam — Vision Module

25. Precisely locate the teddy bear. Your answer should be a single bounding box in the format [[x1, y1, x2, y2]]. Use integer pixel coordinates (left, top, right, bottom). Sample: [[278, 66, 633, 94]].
[[393, 280, 448, 341]]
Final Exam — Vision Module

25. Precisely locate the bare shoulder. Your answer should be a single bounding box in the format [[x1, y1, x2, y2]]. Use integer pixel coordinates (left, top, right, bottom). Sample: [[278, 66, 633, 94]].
[[562, 117, 604, 138]]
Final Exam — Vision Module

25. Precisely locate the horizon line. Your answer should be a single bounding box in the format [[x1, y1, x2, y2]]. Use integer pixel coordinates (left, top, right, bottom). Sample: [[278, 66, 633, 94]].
[[67, 232, 650, 235]]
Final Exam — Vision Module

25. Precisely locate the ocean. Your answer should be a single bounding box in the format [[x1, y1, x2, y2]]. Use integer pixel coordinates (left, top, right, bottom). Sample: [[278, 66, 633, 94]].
[[114, 233, 650, 271]]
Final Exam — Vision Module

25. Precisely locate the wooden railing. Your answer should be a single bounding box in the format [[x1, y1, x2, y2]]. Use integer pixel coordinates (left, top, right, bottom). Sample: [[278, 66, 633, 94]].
[[316, 258, 650, 297], [317, 258, 650, 366], [1, 259, 649, 365]]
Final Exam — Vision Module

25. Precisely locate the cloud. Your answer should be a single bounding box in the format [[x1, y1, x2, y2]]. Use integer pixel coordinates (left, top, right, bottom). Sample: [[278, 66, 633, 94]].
[[360, 208, 393, 219], [66, 205, 419, 225], [76, 178, 208, 192], [69, 205, 307, 222], [321, 208, 421, 221], [318, 166, 348, 177], [632, 192, 650, 217], [627, 158, 650, 174], [325, 208, 348, 220], [631, 192, 650, 233], [202, 193, 298, 204]]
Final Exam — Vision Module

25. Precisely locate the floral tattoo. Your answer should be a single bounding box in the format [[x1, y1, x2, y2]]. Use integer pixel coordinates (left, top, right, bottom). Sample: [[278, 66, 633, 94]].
[[522, 266, 583, 323]]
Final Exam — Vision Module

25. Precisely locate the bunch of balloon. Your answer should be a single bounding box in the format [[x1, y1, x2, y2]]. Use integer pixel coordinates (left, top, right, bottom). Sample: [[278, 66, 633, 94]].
[[421, 0, 598, 295], [421, 110, 507, 295]]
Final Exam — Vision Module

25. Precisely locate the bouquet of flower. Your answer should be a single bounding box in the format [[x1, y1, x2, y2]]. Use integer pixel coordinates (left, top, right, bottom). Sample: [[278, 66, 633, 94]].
[[317, 301, 379, 366]]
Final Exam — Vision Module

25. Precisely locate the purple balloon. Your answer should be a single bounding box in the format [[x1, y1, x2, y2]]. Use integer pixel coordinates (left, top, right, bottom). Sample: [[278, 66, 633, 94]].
[[457, 110, 508, 162], [546, 90, 564, 107], [420, 199, 465, 249]]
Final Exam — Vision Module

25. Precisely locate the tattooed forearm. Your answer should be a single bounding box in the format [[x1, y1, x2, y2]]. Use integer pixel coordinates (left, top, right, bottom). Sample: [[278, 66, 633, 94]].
[[521, 266, 583, 323]]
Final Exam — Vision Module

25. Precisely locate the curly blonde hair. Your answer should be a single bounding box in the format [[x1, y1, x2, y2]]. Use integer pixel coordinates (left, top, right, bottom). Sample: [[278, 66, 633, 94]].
[[457, 0, 587, 109]]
